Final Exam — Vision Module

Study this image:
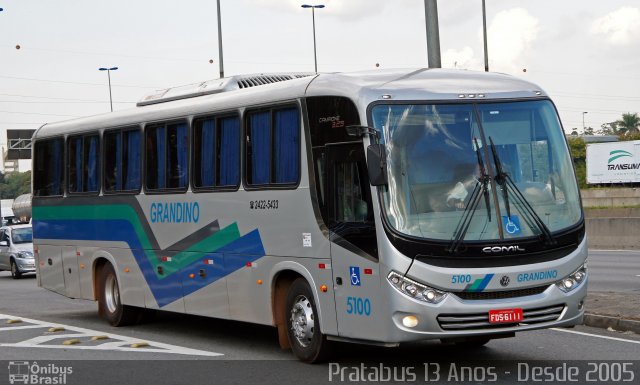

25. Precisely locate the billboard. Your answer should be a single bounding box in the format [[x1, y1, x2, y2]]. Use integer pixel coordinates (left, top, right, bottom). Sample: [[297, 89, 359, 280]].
[[6, 129, 35, 160], [586, 140, 640, 184]]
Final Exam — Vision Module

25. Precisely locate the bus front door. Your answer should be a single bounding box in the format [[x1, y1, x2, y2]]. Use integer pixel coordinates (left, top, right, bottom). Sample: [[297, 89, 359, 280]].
[[326, 142, 382, 340]]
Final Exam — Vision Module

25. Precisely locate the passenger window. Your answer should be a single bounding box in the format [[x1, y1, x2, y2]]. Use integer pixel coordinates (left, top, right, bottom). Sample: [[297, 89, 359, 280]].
[[146, 122, 188, 191], [245, 107, 300, 187], [104, 128, 141, 192], [193, 115, 240, 189], [68, 135, 100, 193], [33, 138, 64, 196]]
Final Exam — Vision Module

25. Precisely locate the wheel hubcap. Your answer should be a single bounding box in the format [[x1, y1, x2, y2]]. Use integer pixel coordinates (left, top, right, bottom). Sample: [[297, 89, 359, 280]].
[[11, 262, 17, 275], [104, 275, 120, 314], [290, 295, 315, 347]]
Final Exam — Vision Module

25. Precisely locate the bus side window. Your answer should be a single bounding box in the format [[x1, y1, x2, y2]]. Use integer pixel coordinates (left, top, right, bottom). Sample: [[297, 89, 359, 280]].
[[68, 134, 99, 194], [245, 106, 300, 187], [146, 122, 188, 192], [193, 115, 241, 189], [335, 162, 369, 222], [33, 138, 64, 197], [328, 143, 377, 258], [104, 128, 141, 193]]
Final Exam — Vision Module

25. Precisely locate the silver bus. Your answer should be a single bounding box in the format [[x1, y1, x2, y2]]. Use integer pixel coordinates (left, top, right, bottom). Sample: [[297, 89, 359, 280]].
[[32, 69, 587, 362]]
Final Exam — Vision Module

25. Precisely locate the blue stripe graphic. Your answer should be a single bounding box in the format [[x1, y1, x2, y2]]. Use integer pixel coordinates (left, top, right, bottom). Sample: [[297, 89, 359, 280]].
[[35, 219, 265, 307]]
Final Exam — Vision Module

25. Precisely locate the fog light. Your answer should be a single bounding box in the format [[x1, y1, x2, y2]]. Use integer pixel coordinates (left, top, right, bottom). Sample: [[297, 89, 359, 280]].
[[578, 300, 584, 310], [402, 315, 419, 328]]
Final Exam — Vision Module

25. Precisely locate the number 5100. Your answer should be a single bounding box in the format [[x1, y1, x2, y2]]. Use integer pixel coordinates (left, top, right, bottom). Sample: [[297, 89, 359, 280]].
[[346, 296, 371, 316]]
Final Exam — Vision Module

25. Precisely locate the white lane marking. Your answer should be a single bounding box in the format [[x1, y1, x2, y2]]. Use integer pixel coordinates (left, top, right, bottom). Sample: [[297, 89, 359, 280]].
[[0, 313, 222, 357], [551, 328, 640, 345]]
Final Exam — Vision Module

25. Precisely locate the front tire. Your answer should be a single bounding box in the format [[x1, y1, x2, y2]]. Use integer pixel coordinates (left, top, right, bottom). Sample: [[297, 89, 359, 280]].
[[97, 263, 139, 326], [10, 259, 22, 279], [285, 278, 331, 363]]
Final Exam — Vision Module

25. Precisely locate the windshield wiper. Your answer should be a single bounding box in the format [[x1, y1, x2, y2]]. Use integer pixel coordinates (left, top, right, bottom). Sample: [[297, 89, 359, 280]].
[[447, 138, 492, 254], [488, 137, 556, 245]]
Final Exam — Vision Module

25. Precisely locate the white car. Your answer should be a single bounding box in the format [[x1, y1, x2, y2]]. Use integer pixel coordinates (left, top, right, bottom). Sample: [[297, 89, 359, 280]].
[[0, 224, 35, 279]]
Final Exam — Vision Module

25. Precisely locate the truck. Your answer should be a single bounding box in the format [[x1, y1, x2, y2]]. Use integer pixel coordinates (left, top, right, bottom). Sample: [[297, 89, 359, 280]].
[[586, 140, 640, 184]]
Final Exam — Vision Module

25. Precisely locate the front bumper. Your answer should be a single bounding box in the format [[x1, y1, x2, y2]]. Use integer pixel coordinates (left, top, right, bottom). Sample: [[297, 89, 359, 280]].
[[15, 258, 36, 274], [385, 277, 587, 342]]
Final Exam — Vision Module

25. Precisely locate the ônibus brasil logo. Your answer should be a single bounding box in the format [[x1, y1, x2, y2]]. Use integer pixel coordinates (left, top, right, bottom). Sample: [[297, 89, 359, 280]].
[[7, 361, 73, 384], [607, 150, 639, 170]]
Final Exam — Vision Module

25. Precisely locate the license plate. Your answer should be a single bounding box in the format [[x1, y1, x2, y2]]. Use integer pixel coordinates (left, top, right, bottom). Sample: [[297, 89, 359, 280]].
[[489, 308, 523, 324]]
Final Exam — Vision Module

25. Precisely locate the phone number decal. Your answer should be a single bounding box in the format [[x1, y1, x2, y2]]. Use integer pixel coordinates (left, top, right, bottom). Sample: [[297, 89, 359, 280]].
[[250, 200, 279, 210]]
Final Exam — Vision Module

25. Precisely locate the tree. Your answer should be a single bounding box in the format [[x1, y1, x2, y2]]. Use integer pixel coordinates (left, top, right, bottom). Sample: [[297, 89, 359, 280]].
[[0, 171, 31, 200], [615, 113, 640, 134], [567, 137, 586, 188]]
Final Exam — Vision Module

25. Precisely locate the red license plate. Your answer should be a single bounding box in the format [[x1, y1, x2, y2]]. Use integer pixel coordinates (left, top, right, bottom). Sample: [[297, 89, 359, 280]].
[[489, 308, 524, 324]]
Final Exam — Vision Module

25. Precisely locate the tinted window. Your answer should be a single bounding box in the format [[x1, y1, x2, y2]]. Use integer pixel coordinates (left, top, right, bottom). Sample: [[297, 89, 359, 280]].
[[33, 138, 64, 196], [146, 122, 188, 191], [246, 107, 300, 187], [68, 135, 99, 193], [104, 129, 141, 192], [193, 115, 240, 189]]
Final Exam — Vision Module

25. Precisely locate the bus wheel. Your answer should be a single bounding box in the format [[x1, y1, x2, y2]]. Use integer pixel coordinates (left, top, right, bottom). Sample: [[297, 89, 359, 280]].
[[10, 259, 22, 279], [98, 263, 139, 326], [285, 278, 331, 363]]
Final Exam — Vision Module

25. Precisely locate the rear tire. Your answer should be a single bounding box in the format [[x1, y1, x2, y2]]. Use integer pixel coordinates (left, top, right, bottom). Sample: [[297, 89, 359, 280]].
[[10, 259, 22, 279], [97, 263, 139, 326], [285, 278, 331, 363]]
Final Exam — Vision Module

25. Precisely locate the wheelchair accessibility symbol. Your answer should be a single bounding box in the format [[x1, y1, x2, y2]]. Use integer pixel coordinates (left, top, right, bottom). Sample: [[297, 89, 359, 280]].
[[350, 266, 361, 286], [502, 215, 522, 235]]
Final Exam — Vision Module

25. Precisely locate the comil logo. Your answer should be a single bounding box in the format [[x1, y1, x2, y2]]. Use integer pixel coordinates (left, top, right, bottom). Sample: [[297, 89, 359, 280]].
[[607, 150, 639, 170], [7, 361, 73, 384]]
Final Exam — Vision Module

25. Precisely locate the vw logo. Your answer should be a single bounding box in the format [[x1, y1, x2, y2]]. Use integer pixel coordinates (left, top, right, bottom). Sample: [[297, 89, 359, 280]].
[[500, 275, 510, 287]]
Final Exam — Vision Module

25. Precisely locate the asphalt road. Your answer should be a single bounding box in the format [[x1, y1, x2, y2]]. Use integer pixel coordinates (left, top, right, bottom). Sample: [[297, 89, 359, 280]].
[[587, 249, 640, 293], [0, 249, 638, 384]]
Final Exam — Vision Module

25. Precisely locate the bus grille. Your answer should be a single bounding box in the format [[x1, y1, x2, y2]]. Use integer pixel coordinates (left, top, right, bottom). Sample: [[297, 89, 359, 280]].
[[453, 285, 549, 300], [437, 304, 565, 331]]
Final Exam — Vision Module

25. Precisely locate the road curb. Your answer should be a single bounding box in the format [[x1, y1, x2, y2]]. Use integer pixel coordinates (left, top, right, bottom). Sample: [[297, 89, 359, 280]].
[[584, 313, 640, 334]]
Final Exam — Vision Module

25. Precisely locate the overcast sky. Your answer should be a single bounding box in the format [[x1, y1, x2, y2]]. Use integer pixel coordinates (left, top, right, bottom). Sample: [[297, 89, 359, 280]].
[[1, 0, 639, 171]]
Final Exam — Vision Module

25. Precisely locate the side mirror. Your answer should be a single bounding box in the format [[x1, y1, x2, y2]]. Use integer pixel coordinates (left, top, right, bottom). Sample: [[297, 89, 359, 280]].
[[0, 241, 7, 247], [367, 144, 388, 186]]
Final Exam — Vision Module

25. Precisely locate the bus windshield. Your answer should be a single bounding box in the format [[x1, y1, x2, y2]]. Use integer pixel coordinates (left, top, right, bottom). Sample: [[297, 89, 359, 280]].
[[371, 100, 581, 242]]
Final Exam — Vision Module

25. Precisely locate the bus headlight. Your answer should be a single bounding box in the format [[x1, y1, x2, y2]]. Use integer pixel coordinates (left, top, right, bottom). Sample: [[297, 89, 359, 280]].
[[387, 271, 447, 304], [556, 264, 587, 293]]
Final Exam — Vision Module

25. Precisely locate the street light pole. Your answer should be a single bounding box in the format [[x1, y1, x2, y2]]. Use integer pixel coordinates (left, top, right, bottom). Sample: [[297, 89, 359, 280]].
[[482, 0, 489, 72], [582, 111, 588, 132], [424, 0, 441, 68], [216, 0, 224, 78], [301, 4, 325, 73], [99, 67, 118, 112]]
